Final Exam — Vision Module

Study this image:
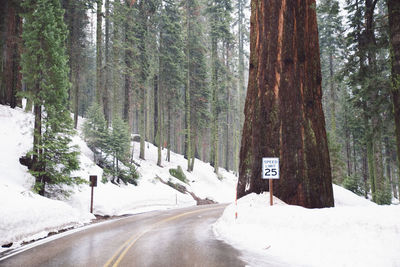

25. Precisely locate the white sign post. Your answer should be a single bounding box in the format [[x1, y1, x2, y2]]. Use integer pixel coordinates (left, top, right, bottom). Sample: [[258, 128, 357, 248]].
[[262, 158, 280, 206]]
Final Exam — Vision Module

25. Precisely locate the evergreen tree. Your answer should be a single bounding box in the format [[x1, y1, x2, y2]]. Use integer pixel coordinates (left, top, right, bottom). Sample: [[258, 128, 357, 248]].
[[206, 0, 233, 175], [106, 115, 132, 184], [317, 0, 346, 184], [82, 102, 108, 162], [388, 0, 400, 183], [160, 0, 184, 162], [343, 0, 393, 204], [184, 0, 210, 171], [21, 0, 82, 196]]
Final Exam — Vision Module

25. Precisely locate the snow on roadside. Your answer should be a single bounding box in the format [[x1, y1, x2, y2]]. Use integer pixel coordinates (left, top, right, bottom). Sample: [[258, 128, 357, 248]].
[[0, 184, 94, 246], [213, 186, 400, 267], [0, 104, 236, 250]]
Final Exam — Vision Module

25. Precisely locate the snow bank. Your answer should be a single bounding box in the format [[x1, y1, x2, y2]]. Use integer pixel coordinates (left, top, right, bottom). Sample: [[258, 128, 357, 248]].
[[0, 106, 95, 250], [0, 184, 94, 246], [214, 187, 400, 267], [0, 104, 236, 249], [333, 184, 376, 207]]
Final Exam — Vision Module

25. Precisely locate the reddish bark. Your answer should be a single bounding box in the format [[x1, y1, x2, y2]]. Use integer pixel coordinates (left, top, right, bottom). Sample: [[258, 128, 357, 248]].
[[2, 2, 22, 108], [238, 0, 334, 208]]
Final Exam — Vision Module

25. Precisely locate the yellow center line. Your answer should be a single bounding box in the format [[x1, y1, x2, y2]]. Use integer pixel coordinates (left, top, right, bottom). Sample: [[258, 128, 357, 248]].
[[104, 206, 222, 267]]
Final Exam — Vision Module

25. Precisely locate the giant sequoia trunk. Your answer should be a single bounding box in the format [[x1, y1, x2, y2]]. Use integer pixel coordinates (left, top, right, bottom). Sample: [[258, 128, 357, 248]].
[[388, 0, 400, 174], [238, 0, 334, 208]]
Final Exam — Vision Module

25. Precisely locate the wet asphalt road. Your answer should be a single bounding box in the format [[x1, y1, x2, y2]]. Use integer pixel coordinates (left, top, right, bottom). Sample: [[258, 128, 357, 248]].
[[0, 204, 246, 267]]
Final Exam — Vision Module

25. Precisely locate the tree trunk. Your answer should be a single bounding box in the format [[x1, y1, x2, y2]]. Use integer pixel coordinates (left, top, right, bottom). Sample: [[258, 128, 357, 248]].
[[362, 147, 369, 199], [139, 85, 145, 160], [96, 0, 103, 107], [73, 65, 79, 129], [33, 103, 44, 195], [154, 75, 159, 145], [211, 35, 219, 174], [157, 73, 162, 167], [103, 0, 111, 126], [388, 0, 400, 176], [2, 1, 22, 108], [386, 137, 397, 199], [237, 0, 334, 208], [166, 104, 171, 162]]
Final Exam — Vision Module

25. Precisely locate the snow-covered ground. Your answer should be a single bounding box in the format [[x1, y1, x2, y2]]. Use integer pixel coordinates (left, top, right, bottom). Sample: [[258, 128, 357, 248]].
[[2, 103, 400, 267], [214, 185, 400, 267], [0, 104, 237, 251]]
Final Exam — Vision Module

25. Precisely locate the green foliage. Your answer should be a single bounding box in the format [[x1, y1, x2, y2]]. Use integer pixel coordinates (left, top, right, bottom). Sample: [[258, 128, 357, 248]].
[[160, 0, 184, 112], [327, 131, 346, 184], [83, 104, 138, 185], [374, 182, 392, 205], [21, 0, 82, 196], [343, 174, 365, 197], [108, 115, 130, 161], [169, 165, 188, 183], [83, 102, 108, 154]]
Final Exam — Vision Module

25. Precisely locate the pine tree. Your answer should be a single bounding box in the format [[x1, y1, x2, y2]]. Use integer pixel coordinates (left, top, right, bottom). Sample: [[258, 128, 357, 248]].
[[388, 0, 400, 182], [159, 0, 184, 162], [207, 0, 233, 175], [107, 115, 131, 184], [343, 0, 393, 204], [317, 0, 346, 184], [21, 0, 82, 196], [82, 102, 108, 162], [183, 0, 210, 171], [62, 0, 90, 128]]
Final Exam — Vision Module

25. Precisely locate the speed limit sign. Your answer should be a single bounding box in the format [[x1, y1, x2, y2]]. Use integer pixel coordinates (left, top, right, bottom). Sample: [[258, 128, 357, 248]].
[[262, 158, 279, 179]]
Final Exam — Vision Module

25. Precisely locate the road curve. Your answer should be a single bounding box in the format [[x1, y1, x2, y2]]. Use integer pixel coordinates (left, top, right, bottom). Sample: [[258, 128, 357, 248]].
[[0, 204, 246, 267]]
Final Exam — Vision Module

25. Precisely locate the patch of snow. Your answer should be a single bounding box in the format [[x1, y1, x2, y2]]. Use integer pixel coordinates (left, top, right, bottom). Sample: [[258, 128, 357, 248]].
[[214, 187, 400, 267]]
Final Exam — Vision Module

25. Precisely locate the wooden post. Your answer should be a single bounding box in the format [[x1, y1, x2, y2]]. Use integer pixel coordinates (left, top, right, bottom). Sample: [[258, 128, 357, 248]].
[[90, 185, 94, 213], [269, 179, 273, 206], [89, 175, 97, 214]]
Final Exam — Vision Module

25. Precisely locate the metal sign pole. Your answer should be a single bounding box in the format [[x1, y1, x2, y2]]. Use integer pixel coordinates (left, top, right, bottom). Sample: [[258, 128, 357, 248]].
[[90, 185, 94, 213]]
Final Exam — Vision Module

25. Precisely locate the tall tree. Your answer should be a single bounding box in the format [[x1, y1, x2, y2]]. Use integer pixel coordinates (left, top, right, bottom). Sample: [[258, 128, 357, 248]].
[[207, 0, 232, 175], [159, 0, 184, 162], [184, 0, 210, 171], [0, 0, 22, 108], [317, 0, 346, 184], [62, 0, 90, 128], [237, 0, 334, 208], [21, 0, 81, 196], [96, 0, 103, 107], [388, 0, 400, 177]]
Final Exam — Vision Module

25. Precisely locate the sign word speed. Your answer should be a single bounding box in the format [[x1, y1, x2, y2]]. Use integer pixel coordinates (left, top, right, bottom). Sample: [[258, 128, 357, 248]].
[[262, 158, 280, 179]]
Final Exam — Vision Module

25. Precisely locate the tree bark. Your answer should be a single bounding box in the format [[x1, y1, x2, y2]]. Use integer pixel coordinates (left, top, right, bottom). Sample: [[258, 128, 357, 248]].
[[153, 74, 159, 145], [388, 0, 400, 176], [96, 0, 103, 107], [238, 0, 334, 208], [103, 0, 111, 126], [2, 1, 22, 108]]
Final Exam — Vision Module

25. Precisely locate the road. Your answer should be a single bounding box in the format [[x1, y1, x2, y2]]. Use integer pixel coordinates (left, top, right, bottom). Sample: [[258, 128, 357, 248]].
[[0, 204, 247, 267]]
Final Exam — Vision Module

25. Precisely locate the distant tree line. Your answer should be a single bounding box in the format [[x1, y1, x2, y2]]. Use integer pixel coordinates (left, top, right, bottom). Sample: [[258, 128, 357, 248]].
[[0, 0, 249, 195]]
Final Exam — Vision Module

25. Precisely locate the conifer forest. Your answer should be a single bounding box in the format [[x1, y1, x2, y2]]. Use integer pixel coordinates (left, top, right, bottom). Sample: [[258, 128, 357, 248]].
[[0, 0, 399, 206]]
